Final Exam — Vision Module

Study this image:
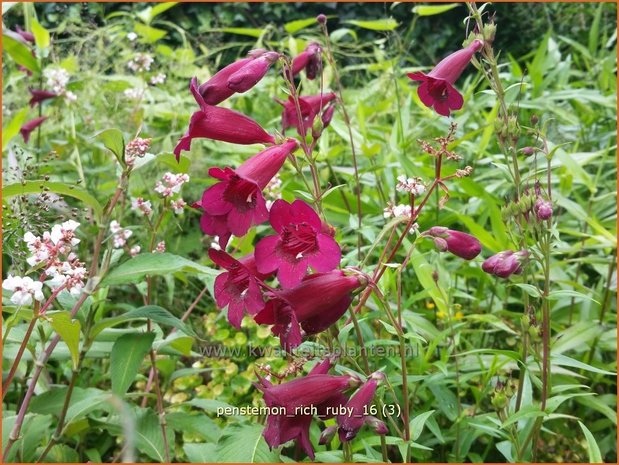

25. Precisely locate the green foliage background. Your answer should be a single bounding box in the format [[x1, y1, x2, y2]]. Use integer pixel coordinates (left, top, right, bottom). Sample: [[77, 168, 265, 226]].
[[2, 2, 617, 463]]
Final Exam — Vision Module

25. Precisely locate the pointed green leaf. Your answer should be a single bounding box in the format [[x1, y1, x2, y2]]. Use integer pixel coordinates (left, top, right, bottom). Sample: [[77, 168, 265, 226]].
[[110, 332, 155, 396], [46, 312, 81, 369]]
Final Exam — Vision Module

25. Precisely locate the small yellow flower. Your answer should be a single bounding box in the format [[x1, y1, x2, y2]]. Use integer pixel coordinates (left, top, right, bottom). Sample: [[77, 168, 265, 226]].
[[426, 301, 435, 310], [436, 310, 447, 319], [454, 311, 464, 320]]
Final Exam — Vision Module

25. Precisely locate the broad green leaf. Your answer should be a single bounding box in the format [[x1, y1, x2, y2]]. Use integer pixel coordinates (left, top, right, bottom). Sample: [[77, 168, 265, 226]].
[[547, 289, 600, 304], [91, 305, 198, 338], [110, 332, 155, 395], [3, 34, 40, 72], [31, 18, 50, 49], [285, 18, 317, 34], [102, 252, 217, 287], [184, 443, 217, 463], [167, 413, 220, 442], [579, 421, 603, 463], [345, 19, 399, 31], [134, 408, 172, 461], [134, 23, 167, 43], [2, 106, 29, 150], [216, 423, 279, 462], [46, 312, 81, 369], [2, 181, 104, 222], [409, 410, 435, 441], [412, 3, 459, 16], [94, 128, 125, 163]]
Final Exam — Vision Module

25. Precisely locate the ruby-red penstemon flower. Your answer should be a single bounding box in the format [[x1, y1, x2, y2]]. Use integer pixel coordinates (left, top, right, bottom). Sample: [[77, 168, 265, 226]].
[[29, 89, 57, 107], [256, 358, 357, 459], [337, 372, 386, 442], [408, 39, 483, 116], [276, 92, 337, 135], [425, 226, 482, 260], [197, 49, 278, 104], [20, 117, 48, 143], [209, 249, 270, 328], [254, 269, 368, 350], [199, 139, 298, 248], [482, 249, 529, 278], [254, 199, 341, 288], [291, 42, 322, 80], [174, 77, 276, 159]]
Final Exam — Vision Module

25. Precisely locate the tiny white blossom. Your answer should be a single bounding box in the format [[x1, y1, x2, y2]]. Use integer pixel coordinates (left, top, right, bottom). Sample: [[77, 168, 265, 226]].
[[3, 275, 44, 306], [127, 32, 138, 41], [396, 175, 426, 196], [130, 245, 141, 257], [123, 87, 144, 101], [171, 198, 186, 214], [150, 73, 166, 85]]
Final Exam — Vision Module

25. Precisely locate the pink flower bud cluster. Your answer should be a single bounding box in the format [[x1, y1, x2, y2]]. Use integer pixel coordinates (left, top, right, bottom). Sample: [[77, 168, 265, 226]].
[[131, 197, 153, 216], [125, 137, 152, 167], [154, 172, 189, 198], [110, 220, 133, 248], [396, 175, 426, 195]]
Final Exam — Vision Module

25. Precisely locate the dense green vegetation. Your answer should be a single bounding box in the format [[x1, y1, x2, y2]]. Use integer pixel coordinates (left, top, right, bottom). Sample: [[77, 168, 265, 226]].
[[2, 2, 616, 463]]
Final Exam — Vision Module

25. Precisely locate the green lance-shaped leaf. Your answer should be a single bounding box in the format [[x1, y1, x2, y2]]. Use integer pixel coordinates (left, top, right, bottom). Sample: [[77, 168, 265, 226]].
[[47, 312, 81, 370], [110, 332, 155, 396]]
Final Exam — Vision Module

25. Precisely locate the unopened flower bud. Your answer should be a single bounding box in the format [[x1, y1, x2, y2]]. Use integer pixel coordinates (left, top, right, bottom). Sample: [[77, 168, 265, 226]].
[[530, 114, 539, 126], [319, 425, 338, 445], [365, 416, 388, 435], [520, 146, 537, 157], [534, 198, 553, 220], [491, 391, 508, 410], [317, 14, 327, 24]]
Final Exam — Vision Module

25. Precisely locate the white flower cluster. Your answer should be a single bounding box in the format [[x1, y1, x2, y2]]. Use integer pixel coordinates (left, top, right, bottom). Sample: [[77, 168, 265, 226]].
[[44, 67, 70, 94], [396, 175, 426, 196], [3, 275, 44, 306], [123, 87, 144, 101], [127, 32, 138, 42], [110, 220, 133, 249], [154, 172, 190, 197], [170, 198, 187, 214], [43, 67, 77, 104], [131, 197, 153, 216], [154, 241, 166, 253], [127, 53, 154, 73], [383, 203, 418, 235], [3, 220, 88, 305], [150, 73, 166, 85]]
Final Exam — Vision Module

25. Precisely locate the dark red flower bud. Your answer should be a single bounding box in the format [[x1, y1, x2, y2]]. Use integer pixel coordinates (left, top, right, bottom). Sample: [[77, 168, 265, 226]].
[[337, 372, 384, 441], [425, 226, 481, 260], [20, 117, 47, 143], [28, 89, 58, 107], [292, 42, 322, 80], [482, 249, 528, 278], [317, 14, 327, 24], [227, 51, 280, 93]]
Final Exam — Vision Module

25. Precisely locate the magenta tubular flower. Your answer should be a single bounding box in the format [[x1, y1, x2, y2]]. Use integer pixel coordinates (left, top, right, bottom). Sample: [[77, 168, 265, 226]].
[[29, 89, 57, 107], [209, 249, 266, 328], [277, 92, 337, 134], [197, 49, 266, 105], [227, 51, 280, 93], [254, 270, 367, 350], [337, 372, 384, 442], [20, 117, 47, 143], [174, 78, 276, 159], [426, 226, 481, 260], [482, 250, 528, 278], [408, 39, 483, 116], [291, 42, 322, 80], [200, 140, 298, 248], [256, 361, 356, 459], [254, 199, 341, 288]]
